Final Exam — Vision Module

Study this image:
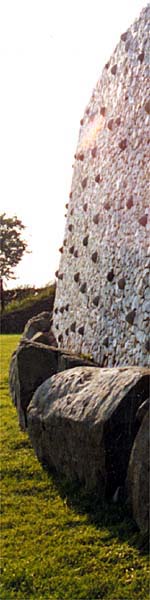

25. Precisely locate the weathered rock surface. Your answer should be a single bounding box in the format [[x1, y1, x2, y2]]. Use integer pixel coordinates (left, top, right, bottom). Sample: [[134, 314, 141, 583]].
[[9, 342, 58, 429], [27, 366, 149, 497], [31, 332, 54, 346], [23, 311, 51, 338], [136, 397, 149, 424], [23, 311, 57, 347], [9, 339, 96, 430], [126, 409, 149, 535], [9, 350, 20, 409]]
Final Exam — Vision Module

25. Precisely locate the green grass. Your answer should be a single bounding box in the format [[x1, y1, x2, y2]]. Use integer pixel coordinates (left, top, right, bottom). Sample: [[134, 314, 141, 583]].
[[1, 335, 149, 600]]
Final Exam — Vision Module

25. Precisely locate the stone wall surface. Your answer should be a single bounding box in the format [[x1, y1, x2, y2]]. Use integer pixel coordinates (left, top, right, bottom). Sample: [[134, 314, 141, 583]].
[[53, 5, 150, 366]]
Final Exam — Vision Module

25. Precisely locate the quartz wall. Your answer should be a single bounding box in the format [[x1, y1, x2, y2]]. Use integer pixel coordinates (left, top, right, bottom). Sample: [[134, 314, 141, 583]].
[[53, 5, 150, 366]]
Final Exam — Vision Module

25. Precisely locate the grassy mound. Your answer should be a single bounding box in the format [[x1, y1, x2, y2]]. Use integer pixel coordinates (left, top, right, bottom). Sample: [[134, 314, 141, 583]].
[[1, 335, 149, 600], [0, 285, 55, 334], [3, 284, 55, 313]]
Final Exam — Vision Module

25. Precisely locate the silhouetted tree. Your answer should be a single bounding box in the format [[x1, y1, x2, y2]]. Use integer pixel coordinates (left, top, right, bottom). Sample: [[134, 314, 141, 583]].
[[0, 213, 29, 311]]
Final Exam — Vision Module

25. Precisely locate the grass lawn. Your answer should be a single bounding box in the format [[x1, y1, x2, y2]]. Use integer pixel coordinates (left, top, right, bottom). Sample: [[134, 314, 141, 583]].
[[0, 335, 149, 600]]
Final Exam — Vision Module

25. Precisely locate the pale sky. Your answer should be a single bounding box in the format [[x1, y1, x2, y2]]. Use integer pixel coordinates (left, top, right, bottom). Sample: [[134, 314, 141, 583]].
[[0, 0, 147, 288]]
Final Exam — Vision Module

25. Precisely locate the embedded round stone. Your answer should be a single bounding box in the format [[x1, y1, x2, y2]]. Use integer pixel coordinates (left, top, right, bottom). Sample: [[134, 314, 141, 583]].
[[93, 213, 99, 225], [107, 119, 114, 130], [100, 106, 106, 116], [95, 174, 102, 184], [144, 100, 150, 114], [139, 215, 148, 227], [70, 322, 76, 332], [74, 272, 80, 283], [126, 196, 133, 209], [103, 337, 109, 348], [104, 202, 110, 210], [120, 31, 128, 42], [65, 304, 69, 311], [91, 251, 98, 263], [82, 177, 88, 189], [68, 223, 73, 232], [126, 309, 136, 325], [118, 277, 126, 290], [93, 295, 100, 307], [107, 270, 114, 282], [69, 246, 74, 254], [78, 326, 84, 336], [138, 51, 144, 63], [83, 203, 88, 212], [74, 250, 79, 258], [111, 64, 117, 75], [80, 283, 87, 294], [145, 339, 150, 352], [91, 146, 97, 158], [58, 334, 63, 343], [76, 152, 84, 161], [119, 138, 127, 151], [83, 235, 89, 247]]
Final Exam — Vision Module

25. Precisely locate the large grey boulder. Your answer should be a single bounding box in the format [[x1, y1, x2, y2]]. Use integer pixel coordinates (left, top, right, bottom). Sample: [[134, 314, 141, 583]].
[[136, 398, 149, 424], [27, 366, 149, 498], [9, 339, 96, 430], [23, 311, 57, 346], [126, 408, 149, 535], [9, 341, 58, 430], [23, 311, 51, 338], [9, 350, 20, 409]]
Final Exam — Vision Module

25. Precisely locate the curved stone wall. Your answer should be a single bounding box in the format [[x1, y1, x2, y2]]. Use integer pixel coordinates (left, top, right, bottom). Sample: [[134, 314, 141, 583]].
[[53, 5, 150, 366]]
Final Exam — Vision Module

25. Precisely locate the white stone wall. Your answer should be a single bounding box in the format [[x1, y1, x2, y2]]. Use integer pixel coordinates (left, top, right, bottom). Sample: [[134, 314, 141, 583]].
[[53, 5, 150, 366]]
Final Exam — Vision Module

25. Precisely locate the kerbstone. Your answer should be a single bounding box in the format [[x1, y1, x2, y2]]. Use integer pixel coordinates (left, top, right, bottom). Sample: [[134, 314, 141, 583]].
[[9, 335, 96, 429], [126, 409, 149, 535], [27, 366, 149, 497]]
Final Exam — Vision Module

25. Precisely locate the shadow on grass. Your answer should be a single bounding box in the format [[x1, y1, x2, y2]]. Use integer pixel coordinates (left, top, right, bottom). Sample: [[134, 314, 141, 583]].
[[43, 465, 149, 556], [4, 441, 149, 556], [12, 439, 31, 451]]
